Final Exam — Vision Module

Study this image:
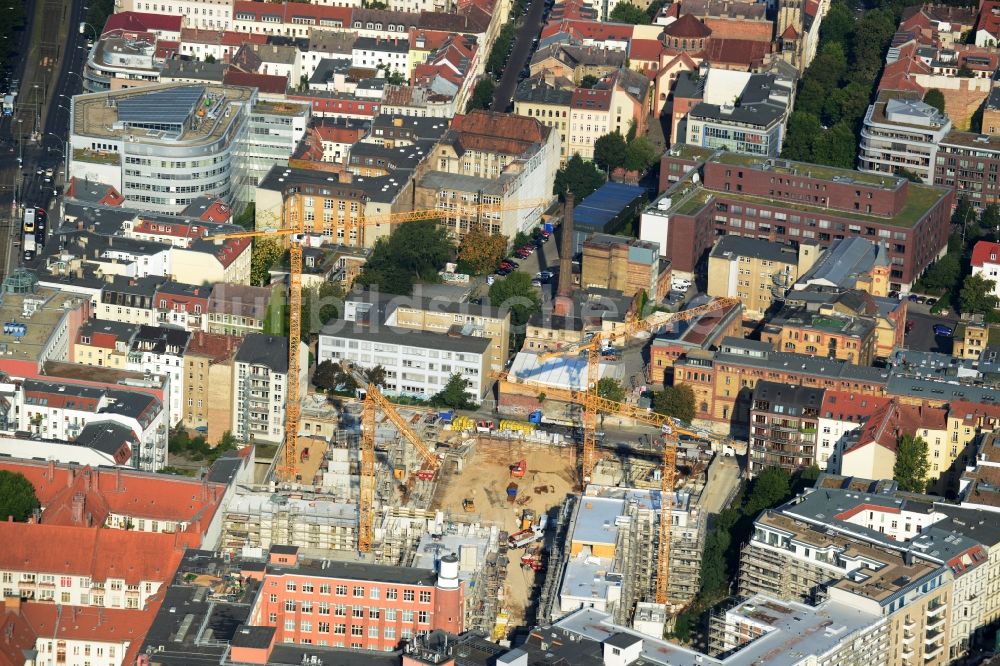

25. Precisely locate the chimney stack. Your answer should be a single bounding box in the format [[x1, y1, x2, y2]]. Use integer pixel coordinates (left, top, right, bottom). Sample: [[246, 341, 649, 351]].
[[554, 193, 575, 316], [71, 492, 86, 525]]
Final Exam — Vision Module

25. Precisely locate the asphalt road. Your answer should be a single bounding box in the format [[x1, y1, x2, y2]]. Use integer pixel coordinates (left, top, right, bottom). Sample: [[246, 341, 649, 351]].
[[904, 310, 960, 354], [1, 0, 88, 277], [491, 0, 547, 112]]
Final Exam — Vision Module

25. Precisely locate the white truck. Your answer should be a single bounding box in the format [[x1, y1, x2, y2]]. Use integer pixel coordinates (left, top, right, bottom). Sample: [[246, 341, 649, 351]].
[[3, 95, 13, 117]]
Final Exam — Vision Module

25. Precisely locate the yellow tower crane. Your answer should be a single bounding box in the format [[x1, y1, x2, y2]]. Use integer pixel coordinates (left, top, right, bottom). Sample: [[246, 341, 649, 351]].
[[210, 193, 552, 482], [532, 296, 740, 605]]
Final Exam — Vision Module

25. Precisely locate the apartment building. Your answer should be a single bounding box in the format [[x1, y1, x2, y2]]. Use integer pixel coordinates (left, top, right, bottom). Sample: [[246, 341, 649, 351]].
[[748, 381, 824, 476], [566, 70, 648, 161], [242, 546, 464, 650], [740, 481, 1000, 663], [971, 240, 1000, 298], [232, 334, 309, 444], [648, 300, 743, 385], [183, 331, 240, 441], [1, 600, 157, 666], [839, 401, 949, 486], [126, 325, 191, 427], [118, 0, 235, 29], [68, 83, 256, 213], [244, 101, 312, 188], [513, 77, 572, 161], [793, 236, 892, 297], [0, 522, 185, 609], [96, 275, 163, 326], [646, 150, 953, 288], [379, 295, 511, 375], [706, 235, 820, 319], [154, 282, 212, 332], [15, 379, 168, 472], [580, 234, 671, 301], [221, 489, 358, 553], [673, 337, 890, 428], [318, 324, 491, 403], [683, 72, 793, 158], [206, 284, 272, 337], [860, 91, 952, 184], [935, 131, 1000, 209], [0, 458, 227, 543], [761, 305, 879, 366], [73, 319, 138, 369], [82, 30, 165, 93], [415, 111, 559, 240], [816, 391, 892, 470], [953, 320, 1000, 361]]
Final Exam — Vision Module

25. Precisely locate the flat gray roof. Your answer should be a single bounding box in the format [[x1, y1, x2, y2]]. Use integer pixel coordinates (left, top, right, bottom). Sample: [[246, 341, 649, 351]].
[[320, 323, 492, 355]]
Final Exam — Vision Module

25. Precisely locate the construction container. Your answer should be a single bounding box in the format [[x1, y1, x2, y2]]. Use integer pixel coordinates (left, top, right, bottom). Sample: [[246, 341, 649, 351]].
[[520, 508, 535, 531], [450, 416, 475, 432], [416, 469, 435, 481], [499, 420, 535, 436], [506, 482, 518, 503], [393, 465, 406, 480]]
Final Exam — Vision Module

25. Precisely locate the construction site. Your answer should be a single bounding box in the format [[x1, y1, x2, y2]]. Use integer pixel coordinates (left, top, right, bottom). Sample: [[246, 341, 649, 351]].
[[228, 192, 744, 641]]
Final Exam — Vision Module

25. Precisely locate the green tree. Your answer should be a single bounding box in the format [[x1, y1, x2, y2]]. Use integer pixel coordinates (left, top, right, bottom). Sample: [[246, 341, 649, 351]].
[[430, 373, 476, 409], [0, 470, 39, 522], [809, 42, 848, 93], [488, 271, 541, 328], [957, 63, 974, 77], [960, 274, 1000, 315], [364, 365, 388, 387], [851, 8, 896, 81], [653, 384, 696, 423], [923, 88, 946, 115], [609, 1, 648, 23], [457, 229, 507, 275], [814, 121, 857, 169], [623, 135, 658, 172], [921, 253, 961, 291], [487, 24, 516, 76], [217, 430, 239, 451], [895, 167, 923, 183], [251, 237, 283, 286], [981, 203, 1000, 236], [205, 54, 217, 64], [593, 131, 627, 172], [795, 78, 827, 117], [744, 467, 791, 516], [782, 111, 822, 162], [554, 154, 605, 201], [596, 377, 626, 402], [579, 74, 600, 89], [819, 2, 854, 48], [953, 196, 974, 227], [313, 360, 341, 390], [894, 434, 929, 493], [356, 219, 454, 295], [466, 78, 496, 112], [386, 70, 406, 85], [824, 82, 870, 126]]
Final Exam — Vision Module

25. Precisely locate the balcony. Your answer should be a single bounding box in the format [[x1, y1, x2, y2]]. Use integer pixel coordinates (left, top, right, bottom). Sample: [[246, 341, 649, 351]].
[[926, 602, 946, 618], [926, 615, 945, 632], [924, 643, 943, 661], [904, 616, 917, 628]]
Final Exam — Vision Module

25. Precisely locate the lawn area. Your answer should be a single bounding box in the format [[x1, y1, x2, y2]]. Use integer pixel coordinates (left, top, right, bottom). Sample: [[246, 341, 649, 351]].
[[263, 285, 289, 337]]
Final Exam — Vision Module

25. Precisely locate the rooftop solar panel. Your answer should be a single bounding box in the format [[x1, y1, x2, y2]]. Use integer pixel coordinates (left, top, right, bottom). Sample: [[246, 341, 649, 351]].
[[117, 85, 205, 125]]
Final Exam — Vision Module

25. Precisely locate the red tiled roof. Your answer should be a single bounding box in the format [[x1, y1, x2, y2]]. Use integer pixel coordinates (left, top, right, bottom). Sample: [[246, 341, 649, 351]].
[[781, 24, 799, 40], [804, 0, 819, 17], [629, 38, 663, 62], [664, 14, 712, 38], [703, 37, 771, 66], [977, 2, 1000, 38], [154, 40, 179, 59], [224, 69, 288, 95], [949, 399, 1000, 426], [180, 28, 268, 47], [0, 521, 186, 583], [102, 11, 181, 35], [0, 602, 37, 666], [971, 240, 1000, 267], [820, 390, 892, 424], [450, 111, 549, 155], [186, 331, 241, 362], [21, 603, 158, 657], [540, 18, 633, 42], [570, 87, 611, 110], [0, 460, 226, 537], [846, 401, 948, 455], [232, 0, 352, 25]]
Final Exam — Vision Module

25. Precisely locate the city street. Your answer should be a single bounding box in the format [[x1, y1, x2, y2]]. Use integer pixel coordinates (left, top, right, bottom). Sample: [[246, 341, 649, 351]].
[[491, 0, 547, 111]]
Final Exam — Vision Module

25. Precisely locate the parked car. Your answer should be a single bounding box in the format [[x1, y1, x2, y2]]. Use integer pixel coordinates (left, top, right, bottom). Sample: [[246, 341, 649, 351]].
[[536, 271, 554, 280], [933, 324, 954, 337], [504, 258, 519, 268], [925, 297, 937, 306], [908, 294, 920, 302], [531, 279, 542, 287], [905, 320, 915, 333], [496, 267, 512, 276]]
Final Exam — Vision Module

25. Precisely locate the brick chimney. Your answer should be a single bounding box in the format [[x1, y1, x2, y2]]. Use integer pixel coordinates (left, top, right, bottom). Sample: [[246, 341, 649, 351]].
[[554, 192, 575, 316], [71, 492, 86, 525]]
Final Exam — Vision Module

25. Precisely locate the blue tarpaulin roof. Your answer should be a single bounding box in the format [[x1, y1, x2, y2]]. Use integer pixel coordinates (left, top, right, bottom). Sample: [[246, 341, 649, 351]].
[[574, 182, 646, 232]]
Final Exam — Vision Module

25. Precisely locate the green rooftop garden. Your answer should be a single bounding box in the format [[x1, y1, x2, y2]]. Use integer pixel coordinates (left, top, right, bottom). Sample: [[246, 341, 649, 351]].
[[73, 148, 120, 166], [714, 151, 898, 188]]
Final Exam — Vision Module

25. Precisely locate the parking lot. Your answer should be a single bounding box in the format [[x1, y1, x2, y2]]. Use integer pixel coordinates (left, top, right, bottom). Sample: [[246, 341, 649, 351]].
[[904, 310, 959, 354]]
